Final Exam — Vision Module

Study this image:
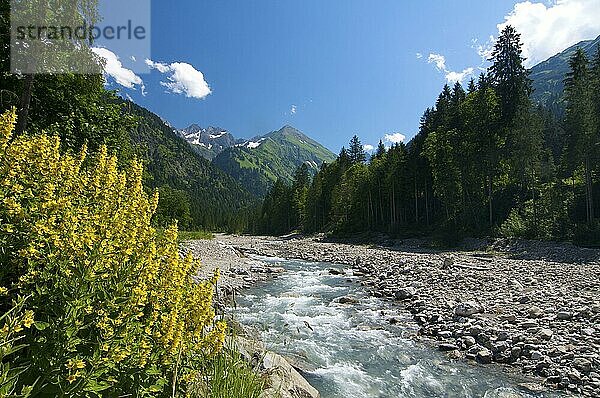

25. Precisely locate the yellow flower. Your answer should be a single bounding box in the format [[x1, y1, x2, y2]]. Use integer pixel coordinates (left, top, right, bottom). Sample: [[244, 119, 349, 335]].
[[0, 286, 8, 296], [66, 373, 79, 384], [22, 310, 34, 328]]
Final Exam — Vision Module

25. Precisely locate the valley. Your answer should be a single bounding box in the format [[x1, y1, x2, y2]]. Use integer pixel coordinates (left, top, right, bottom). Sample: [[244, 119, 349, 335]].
[[185, 234, 600, 397]]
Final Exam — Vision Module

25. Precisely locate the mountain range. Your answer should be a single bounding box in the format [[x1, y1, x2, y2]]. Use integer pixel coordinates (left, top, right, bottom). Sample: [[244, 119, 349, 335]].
[[123, 100, 256, 229], [177, 125, 239, 160], [177, 124, 336, 197]]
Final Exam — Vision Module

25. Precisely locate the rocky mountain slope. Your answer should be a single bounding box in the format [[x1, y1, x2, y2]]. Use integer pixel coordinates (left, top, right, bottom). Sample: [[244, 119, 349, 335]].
[[212, 125, 336, 197], [177, 124, 238, 160], [530, 35, 600, 108]]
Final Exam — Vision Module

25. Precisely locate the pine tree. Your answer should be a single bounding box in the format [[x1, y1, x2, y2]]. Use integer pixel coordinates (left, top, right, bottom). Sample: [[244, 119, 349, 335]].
[[488, 25, 531, 125], [348, 135, 367, 164], [564, 48, 595, 224], [374, 140, 386, 159], [467, 78, 477, 94]]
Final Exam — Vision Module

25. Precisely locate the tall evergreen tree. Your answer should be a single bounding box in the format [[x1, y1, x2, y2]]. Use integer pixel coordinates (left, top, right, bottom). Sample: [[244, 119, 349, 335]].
[[374, 140, 386, 159], [348, 135, 367, 164], [564, 48, 595, 224], [488, 25, 531, 125]]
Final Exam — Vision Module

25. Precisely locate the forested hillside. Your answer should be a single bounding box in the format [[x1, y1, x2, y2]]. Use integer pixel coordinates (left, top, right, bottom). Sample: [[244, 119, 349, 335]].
[[124, 100, 257, 230], [213, 125, 335, 196], [0, 31, 255, 231], [254, 26, 600, 245]]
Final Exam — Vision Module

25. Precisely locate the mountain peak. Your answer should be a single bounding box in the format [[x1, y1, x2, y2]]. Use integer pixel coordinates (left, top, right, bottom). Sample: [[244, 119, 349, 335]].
[[178, 124, 236, 160], [213, 126, 336, 197]]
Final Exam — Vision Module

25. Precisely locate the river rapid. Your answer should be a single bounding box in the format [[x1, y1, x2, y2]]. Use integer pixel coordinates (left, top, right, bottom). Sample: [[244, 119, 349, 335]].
[[233, 256, 563, 398]]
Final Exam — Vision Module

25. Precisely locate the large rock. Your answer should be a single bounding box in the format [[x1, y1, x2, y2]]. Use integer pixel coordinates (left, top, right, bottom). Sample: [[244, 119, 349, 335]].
[[261, 352, 320, 398], [572, 358, 592, 373], [454, 301, 483, 317], [230, 337, 320, 398]]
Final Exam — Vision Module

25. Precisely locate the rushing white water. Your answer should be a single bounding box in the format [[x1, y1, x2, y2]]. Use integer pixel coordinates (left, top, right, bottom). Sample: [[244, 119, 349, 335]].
[[233, 257, 561, 398]]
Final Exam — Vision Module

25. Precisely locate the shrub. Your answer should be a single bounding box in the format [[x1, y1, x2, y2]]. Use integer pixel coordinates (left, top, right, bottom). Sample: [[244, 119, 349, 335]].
[[0, 108, 226, 397], [500, 182, 574, 240]]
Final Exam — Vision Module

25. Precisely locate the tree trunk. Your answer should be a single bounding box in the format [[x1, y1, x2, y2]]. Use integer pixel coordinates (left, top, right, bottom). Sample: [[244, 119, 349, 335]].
[[16, 74, 35, 135], [531, 167, 537, 231], [585, 155, 594, 224], [425, 180, 430, 226], [414, 179, 418, 224], [488, 174, 493, 227]]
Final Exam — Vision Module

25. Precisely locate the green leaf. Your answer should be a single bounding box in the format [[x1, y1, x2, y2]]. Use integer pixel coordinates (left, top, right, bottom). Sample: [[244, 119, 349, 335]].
[[33, 321, 49, 331]]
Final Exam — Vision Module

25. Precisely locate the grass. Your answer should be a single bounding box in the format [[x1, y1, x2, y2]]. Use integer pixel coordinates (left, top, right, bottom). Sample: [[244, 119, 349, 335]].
[[178, 230, 215, 241], [190, 349, 266, 398]]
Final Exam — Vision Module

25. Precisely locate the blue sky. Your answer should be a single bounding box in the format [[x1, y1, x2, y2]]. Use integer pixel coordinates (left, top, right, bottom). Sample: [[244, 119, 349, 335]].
[[95, 0, 600, 152]]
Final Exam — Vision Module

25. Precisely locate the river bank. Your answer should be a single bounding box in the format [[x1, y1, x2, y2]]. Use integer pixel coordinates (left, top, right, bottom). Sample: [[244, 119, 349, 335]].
[[181, 238, 319, 398], [199, 234, 599, 397]]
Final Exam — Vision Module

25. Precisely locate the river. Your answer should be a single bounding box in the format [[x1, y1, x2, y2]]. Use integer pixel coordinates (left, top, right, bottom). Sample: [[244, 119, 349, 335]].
[[233, 256, 561, 398]]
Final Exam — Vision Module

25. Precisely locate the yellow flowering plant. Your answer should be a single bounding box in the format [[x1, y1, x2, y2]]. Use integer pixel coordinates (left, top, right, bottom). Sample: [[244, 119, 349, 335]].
[[0, 108, 226, 397]]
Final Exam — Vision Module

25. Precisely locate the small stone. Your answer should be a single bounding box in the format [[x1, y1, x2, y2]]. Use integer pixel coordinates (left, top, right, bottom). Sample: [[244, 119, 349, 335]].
[[477, 348, 493, 364], [537, 328, 553, 341], [462, 336, 476, 348], [467, 325, 483, 336], [528, 306, 544, 318], [395, 287, 416, 300], [518, 295, 531, 304], [454, 301, 483, 317], [327, 268, 345, 275], [438, 343, 459, 352], [437, 330, 453, 339], [530, 350, 543, 361], [582, 327, 595, 336], [572, 358, 592, 373], [510, 346, 522, 359], [520, 320, 538, 329], [442, 257, 454, 268], [568, 368, 582, 382], [556, 311, 573, 320], [336, 296, 358, 305], [500, 314, 517, 323]]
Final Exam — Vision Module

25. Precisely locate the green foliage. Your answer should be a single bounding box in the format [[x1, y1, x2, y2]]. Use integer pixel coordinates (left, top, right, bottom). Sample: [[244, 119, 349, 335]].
[[178, 230, 215, 241], [154, 186, 193, 230], [189, 349, 264, 398], [0, 109, 227, 396], [500, 182, 574, 239]]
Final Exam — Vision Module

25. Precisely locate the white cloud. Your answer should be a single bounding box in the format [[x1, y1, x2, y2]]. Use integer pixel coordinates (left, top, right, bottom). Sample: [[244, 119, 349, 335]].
[[497, 0, 600, 67], [428, 53, 447, 71], [145, 59, 212, 99], [145, 59, 171, 73], [363, 144, 374, 152], [426, 53, 474, 84], [290, 104, 297, 115], [92, 47, 145, 92], [384, 133, 406, 144], [416, 52, 423, 59], [446, 67, 475, 84]]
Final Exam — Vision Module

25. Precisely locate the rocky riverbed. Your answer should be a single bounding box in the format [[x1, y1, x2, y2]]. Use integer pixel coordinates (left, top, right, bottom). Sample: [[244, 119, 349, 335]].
[[204, 234, 600, 397]]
